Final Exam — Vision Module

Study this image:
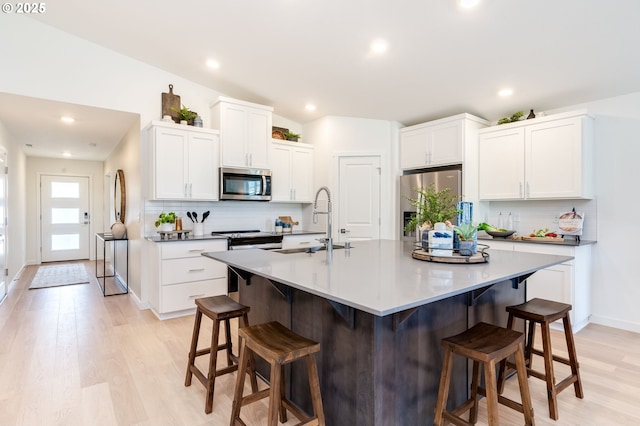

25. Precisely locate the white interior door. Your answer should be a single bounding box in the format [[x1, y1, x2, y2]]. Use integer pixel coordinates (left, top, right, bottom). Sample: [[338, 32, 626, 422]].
[[338, 156, 381, 241], [41, 175, 90, 262], [0, 149, 6, 301]]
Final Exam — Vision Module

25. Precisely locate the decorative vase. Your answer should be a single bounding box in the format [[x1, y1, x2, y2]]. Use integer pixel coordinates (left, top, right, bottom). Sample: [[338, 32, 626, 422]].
[[527, 109, 536, 119], [180, 120, 188, 125], [458, 240, 477, 256], [111, 221, 127, 239]]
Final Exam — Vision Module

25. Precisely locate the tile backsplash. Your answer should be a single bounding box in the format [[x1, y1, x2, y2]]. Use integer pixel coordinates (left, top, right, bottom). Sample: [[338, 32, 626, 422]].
[[483, 199, 597, 241]]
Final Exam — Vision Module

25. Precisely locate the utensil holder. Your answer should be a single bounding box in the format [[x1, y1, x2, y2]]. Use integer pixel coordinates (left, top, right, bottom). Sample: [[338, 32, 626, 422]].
[[193, 223, 204, 237]]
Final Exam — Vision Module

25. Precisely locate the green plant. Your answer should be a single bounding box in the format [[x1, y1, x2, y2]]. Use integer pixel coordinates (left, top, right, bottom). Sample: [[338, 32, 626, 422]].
[[403, 183, 461, 233], [454, 222, 477, 241], [171, 105, 197, 122], [284, 131, 301, 140], [497, 111, 524, 125], [155, 212, 176, 227]]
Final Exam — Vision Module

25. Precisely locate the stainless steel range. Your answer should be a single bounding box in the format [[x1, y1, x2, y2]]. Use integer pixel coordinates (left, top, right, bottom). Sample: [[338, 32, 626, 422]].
[[214, 229, 283, 250]]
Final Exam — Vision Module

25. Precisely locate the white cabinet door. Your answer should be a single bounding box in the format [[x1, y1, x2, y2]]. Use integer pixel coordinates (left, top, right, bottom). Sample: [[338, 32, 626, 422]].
[[478, 127, 525, 200], [525, 263, 573, 307], [270, 143, 293, 201], [429, 119, 463, 166], [526, 117, 586, 199], [247, 108, 271, 168], [218, 103, 248, 168], [153, 126, 188, 199], [187, 132, 219, 200], [291, 146, 314, 202], [400, 127, 428, 170]]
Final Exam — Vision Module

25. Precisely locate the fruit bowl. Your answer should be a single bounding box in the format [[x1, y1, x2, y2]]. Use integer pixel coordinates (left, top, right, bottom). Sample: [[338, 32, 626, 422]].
[[485, 230, 515, 239]]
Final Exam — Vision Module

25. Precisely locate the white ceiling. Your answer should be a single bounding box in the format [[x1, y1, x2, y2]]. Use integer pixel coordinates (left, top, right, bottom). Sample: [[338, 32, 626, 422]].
[[5, 0, 640, 161]]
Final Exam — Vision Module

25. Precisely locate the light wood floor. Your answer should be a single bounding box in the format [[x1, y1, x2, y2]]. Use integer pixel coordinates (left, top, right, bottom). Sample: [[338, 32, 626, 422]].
[[1, 261, 639, 425]]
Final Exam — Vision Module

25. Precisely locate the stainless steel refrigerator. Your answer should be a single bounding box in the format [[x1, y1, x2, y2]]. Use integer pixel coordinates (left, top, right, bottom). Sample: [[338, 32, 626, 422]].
[[400, 168, 462, 241]]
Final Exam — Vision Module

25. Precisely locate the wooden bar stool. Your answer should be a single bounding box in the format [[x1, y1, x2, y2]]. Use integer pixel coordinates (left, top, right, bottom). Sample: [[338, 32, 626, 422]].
[[184, 295, 258, 414], [498, 298, 583, 420], [434, 322, 534, 426], [230, 321, 325, 426]]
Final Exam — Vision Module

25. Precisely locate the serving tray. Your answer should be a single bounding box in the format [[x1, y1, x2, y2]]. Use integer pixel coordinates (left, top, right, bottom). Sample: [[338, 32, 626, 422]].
[[412, 246, 490, 264], [520, 236, 564, 243]]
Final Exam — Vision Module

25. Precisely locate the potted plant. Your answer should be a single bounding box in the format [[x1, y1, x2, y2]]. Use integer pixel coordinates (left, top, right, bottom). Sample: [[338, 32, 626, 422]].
[[172, 105, 198, 125], [403, 183, 461, 236], [454, 222, 477, 256], [155, 212, 176, 231], [284, 131, 301, 142]]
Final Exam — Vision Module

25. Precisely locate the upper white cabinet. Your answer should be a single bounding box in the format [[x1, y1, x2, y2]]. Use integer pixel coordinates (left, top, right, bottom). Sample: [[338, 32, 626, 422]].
[[478, 110, 594, 200], [270, 140, 314, 202], [400, 114, 487, 170], [147, 121, 220, 201], [210, 96, 273, 169]]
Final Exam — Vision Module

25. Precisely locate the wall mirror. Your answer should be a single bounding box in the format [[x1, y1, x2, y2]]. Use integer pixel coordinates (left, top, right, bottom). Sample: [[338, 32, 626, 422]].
[[114, 169, 126, 223]]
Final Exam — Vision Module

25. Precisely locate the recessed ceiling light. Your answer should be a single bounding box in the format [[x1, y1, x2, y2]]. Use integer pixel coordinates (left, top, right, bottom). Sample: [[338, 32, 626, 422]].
[[61, 116, 75, 123], [305, 104, 317, 112], [370, 39, 389, 54], [459, 0, 480, 8], [498, 88, 514, 97], [62, 151, 72, 157], [206, 59, 220, 69]]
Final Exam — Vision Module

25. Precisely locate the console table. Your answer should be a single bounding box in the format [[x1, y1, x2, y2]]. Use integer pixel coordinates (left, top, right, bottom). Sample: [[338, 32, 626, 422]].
[[95, 233, 128, 296]]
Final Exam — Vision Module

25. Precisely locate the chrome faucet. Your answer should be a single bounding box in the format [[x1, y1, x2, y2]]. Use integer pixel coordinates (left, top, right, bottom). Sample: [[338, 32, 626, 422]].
[[313, 186, 332, 252]]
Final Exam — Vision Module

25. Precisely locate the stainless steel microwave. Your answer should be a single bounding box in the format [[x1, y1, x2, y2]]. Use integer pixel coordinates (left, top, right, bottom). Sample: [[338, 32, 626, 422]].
[[219, 167, 272, 201]]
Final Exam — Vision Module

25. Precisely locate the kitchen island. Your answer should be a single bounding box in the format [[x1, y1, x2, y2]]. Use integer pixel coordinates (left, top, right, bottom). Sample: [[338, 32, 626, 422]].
[[203, 240, 573, 425]]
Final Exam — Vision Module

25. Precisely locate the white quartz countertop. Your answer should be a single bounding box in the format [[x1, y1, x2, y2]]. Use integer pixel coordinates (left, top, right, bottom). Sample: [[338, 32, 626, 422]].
[[203, 240, 573, 317]]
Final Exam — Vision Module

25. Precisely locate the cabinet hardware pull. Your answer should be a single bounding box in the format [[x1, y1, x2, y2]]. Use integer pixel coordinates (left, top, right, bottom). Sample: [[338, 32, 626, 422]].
[[188, 268, 205, 272], [189, 293, 205, 298], [526, 182, 530, 198], [188, 249, 204, 252], [184, 183, 188, 197], [519, 182, 523, 198]]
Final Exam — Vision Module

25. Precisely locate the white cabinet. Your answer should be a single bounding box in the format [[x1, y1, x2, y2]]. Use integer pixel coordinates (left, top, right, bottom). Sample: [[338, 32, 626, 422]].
[[147, 121, 220, 200], [148, 239, 228, 319], [485, 239, 592, 332], [211, 97, 273, 168], [270, 140, 314, 202], [478, 110, 594, 200], [400, 114, 488, 170], [282, 233, 325, 249]]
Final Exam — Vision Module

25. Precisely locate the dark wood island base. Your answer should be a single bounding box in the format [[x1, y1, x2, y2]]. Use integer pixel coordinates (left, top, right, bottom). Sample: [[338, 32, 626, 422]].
[[235, 271, 525, 426]]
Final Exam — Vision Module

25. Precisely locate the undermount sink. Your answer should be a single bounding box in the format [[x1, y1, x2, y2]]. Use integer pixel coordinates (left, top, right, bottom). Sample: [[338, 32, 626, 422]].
[[273, 244, 347, 254]]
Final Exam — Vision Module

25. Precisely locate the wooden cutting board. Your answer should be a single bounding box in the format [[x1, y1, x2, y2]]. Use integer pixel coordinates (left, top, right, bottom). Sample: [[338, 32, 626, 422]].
[[161, 84, 180, 123], [521, 236, 564, 243]]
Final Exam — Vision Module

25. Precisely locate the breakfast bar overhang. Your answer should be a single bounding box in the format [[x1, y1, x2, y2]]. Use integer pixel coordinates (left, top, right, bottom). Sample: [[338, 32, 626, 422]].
[[203, 240, 573, 425]]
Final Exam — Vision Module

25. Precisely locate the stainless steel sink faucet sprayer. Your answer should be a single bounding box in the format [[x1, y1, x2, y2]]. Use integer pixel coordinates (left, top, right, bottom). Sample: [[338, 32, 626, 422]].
[[313, 186, 333, 252]]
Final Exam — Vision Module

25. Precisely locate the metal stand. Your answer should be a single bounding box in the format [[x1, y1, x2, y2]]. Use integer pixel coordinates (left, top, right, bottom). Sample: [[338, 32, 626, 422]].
[[95, 233, 129, 296]]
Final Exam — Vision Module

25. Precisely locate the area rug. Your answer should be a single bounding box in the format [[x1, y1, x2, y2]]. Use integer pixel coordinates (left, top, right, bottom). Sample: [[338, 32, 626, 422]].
[[29, 263, 90, 289]]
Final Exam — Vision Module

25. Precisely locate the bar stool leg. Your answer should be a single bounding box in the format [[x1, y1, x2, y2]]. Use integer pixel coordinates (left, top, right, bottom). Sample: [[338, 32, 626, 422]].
[[563, 315, 584, 398], [469, 360, 481, 424], [230, 338, 250, 426], [267, 360, 282, 426], [239, 313, 259, 393], [484, 361, 500, 426], [185, 308, 203, 387], [433, 349, 453, 426], [514, 343, 535, 426], [205, 318, 222, 414], [307, 354, 325, 425], [224, 318, 234, 367], [540, 321, 559, 420]]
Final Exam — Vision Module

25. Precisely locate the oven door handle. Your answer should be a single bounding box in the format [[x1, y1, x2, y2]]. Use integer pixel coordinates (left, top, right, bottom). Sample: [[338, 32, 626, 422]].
[[261, 175, 267, 196]]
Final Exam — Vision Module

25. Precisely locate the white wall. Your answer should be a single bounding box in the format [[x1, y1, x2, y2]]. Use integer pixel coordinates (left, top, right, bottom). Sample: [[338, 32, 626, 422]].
[[303, 116, 401, 240], [0, 121, 27, 287]]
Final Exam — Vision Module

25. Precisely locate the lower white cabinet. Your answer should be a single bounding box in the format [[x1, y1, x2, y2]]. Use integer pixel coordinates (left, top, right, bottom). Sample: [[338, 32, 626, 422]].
[[148, 239, 228, 319], [282, 233, 325, 249], [485, 240, 592, 332]]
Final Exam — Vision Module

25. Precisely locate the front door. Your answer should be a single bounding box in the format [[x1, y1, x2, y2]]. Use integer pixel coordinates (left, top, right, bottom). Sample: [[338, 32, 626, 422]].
[[40, 175, 90, 262], [337, 155, 381, 241]]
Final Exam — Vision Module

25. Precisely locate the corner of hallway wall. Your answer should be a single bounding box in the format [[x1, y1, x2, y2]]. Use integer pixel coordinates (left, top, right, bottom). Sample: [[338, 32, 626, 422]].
[[0, 119, 28, 284]]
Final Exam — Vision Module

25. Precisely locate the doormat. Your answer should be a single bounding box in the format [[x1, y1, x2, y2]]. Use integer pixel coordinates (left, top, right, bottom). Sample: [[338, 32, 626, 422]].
[[29, 263, 90, 290]]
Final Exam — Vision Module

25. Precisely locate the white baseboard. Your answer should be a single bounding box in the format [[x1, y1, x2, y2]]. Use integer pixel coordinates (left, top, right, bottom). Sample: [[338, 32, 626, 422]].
[[590, 314, 640, 334]]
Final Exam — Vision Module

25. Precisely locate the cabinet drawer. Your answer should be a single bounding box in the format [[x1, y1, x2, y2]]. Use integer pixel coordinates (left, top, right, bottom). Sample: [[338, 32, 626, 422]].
[[282, 234, 325, 249], [161, 240, 227, 259], [161, 256, 227, 285], [161, 278, 227, 313]]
